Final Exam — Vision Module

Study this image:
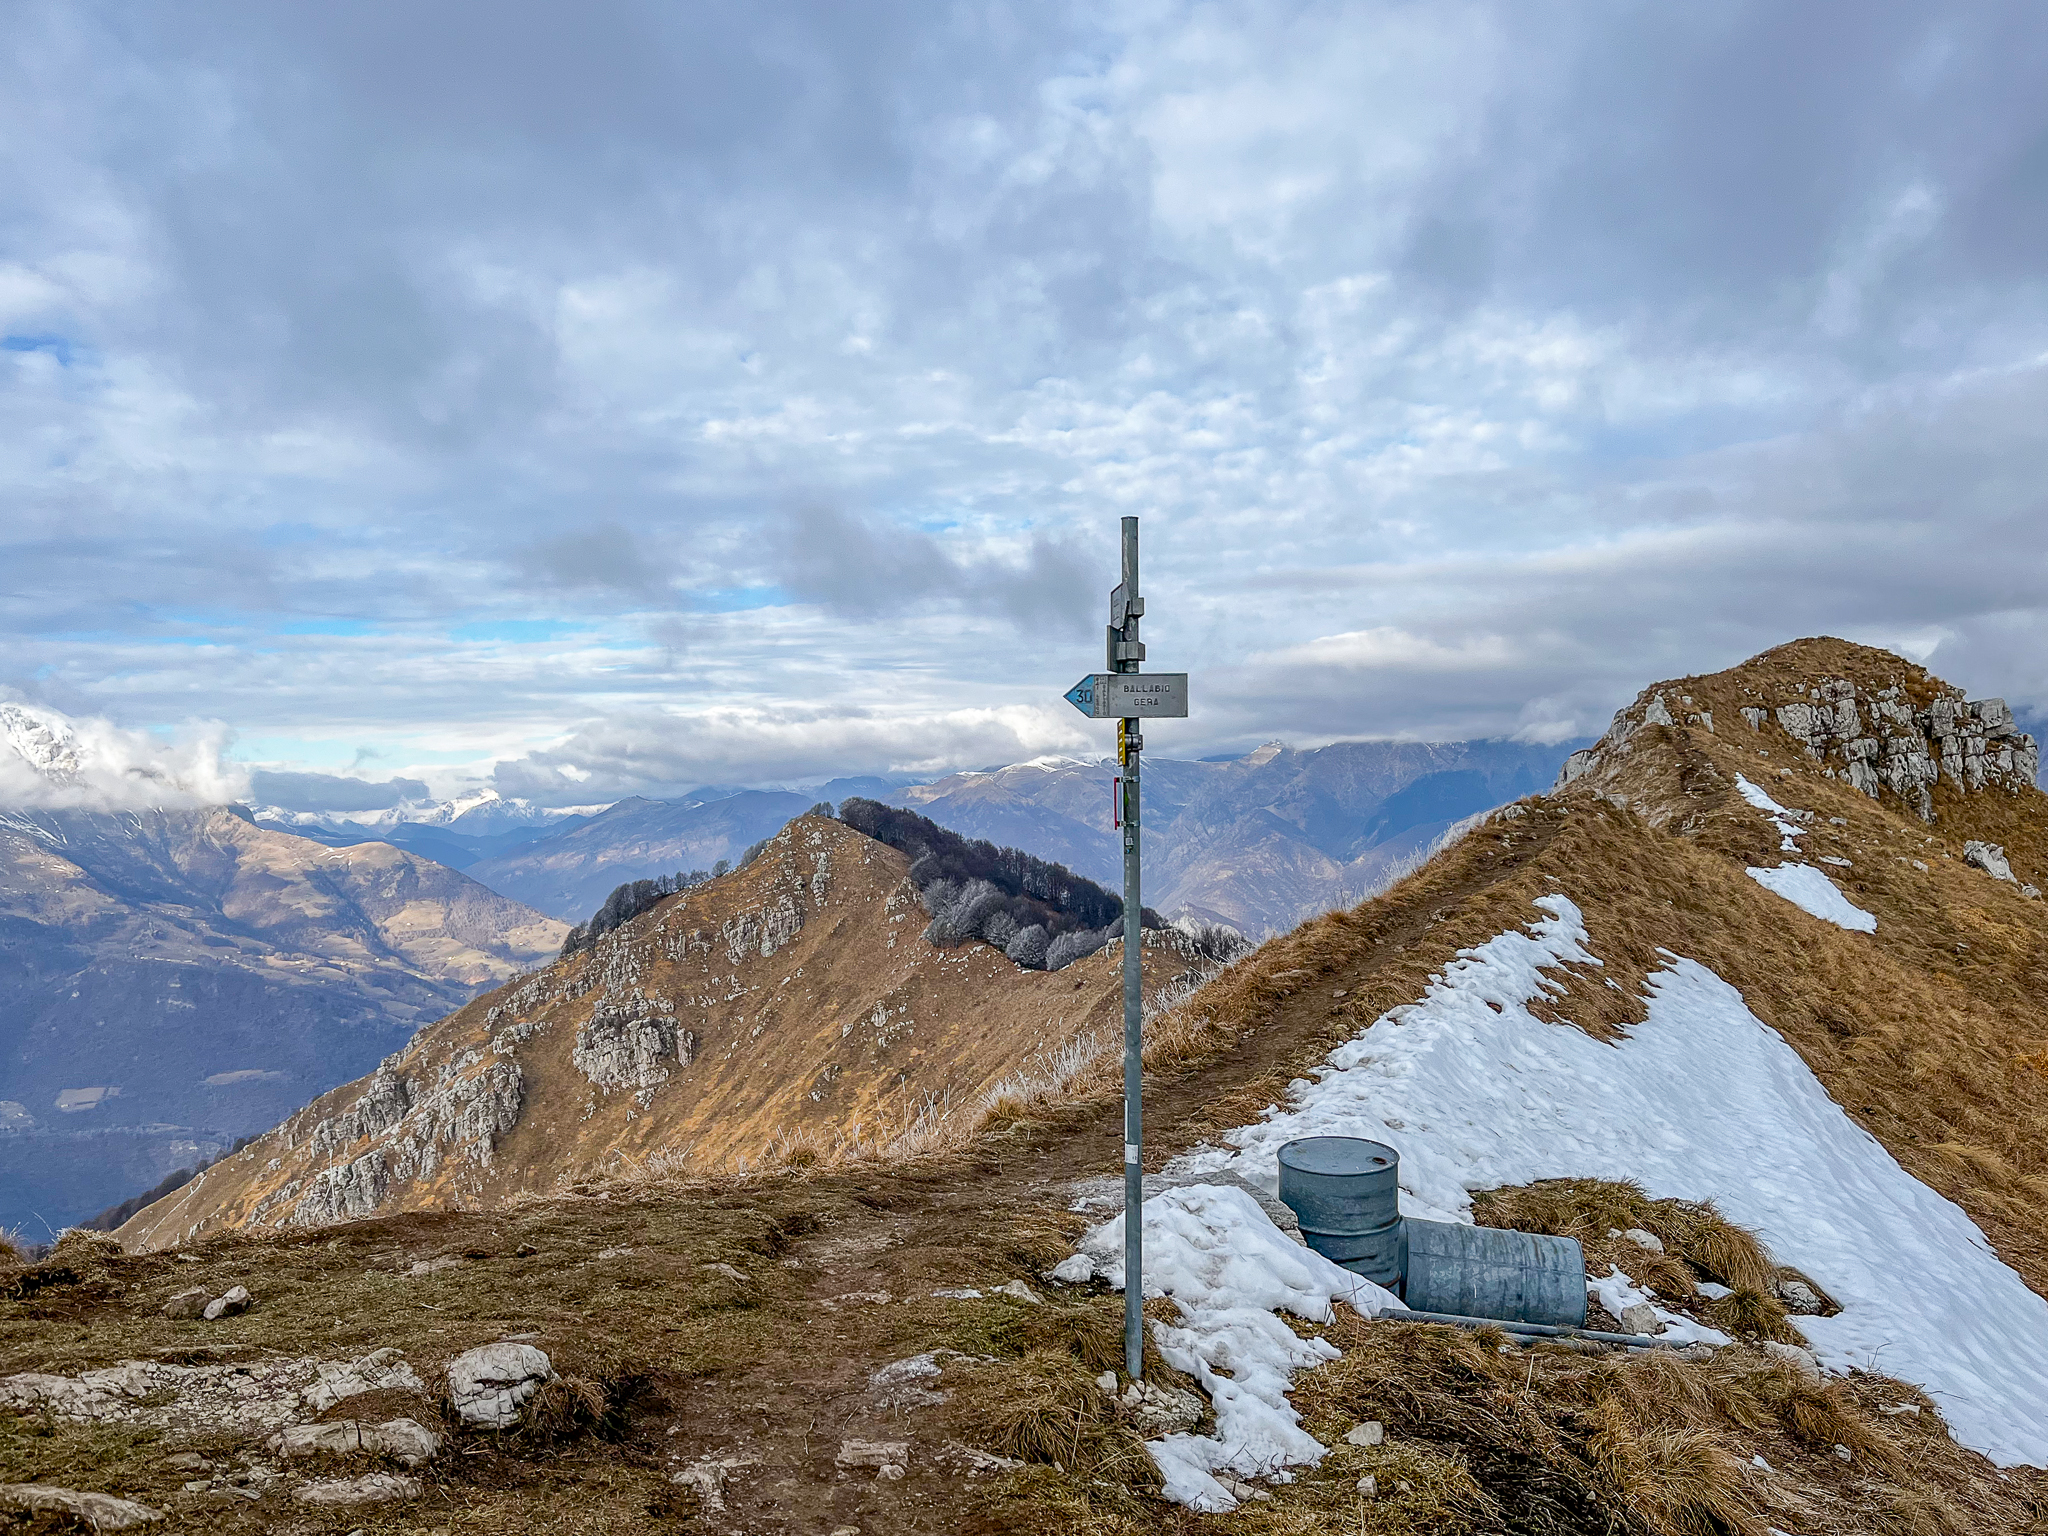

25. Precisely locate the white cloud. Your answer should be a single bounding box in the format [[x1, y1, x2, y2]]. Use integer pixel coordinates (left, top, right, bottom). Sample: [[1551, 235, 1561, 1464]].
[[0, 698, 247, 810], [0, 1, 2045, 787]]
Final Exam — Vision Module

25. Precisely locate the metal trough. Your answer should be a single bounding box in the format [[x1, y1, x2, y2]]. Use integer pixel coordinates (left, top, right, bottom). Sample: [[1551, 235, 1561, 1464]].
[[1275, 1136, 1588, 1329]]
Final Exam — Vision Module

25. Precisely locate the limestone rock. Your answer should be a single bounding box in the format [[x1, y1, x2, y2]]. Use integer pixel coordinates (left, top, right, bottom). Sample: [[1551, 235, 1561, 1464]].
[[270, 1418, 441, 1467], [1776, 1278, 1827, 1315], [447, 1342, 555, 1429], [671, 1454, 755, 1512], [303, 1348, 425, 1413], [1048, 1253, 1095, 1284], [835, 1438, 909, 1469], [0, 1483, 163, 1528], [992, 1279, 1043, 1305], [1622, 1228, 1665, 1254], [1560, 672, 2039, 823], [161, 1287, 211, 1319], [1120, 1379, 1203, 1438], [1964, 841, 2018, 883], [1618, 1302, 1659, 1336], [1344, 1420, 1384, 1447], [572, 1003, 692, 1095], [201, 1285, 251, 1321], [291, 1473, 422, 1505]]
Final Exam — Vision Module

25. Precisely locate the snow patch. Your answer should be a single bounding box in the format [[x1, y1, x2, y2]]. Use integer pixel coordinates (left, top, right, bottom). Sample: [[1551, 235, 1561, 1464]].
[[1735, 772, 1807, 851], [1078, 1184, 1396, 1510], [1166, 894, 2048, 1469], [1746, 863, 1877, 932]]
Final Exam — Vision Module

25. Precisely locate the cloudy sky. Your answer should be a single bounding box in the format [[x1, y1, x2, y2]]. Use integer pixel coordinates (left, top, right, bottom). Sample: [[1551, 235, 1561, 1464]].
[[3, 1, 2045, 805]]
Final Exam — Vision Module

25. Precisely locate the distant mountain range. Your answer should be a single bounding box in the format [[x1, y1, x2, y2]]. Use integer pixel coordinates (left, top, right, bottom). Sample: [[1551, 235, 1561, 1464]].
[[0, 806, 563, 1233], [251, 747, 1582, 936], [260, 779, 908, 924], [891, 739, 1582, 934], [0, 698, 1577, 1231]]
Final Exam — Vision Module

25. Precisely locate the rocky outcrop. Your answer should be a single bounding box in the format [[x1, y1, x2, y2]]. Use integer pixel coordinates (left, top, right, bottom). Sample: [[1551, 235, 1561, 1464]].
[[0, 1347, 425, 1436], [1766, 682, 2036, 819], [573, 1004, 694, 1098], [0, 1484, 162, 1529], [280, 1054, 524, 1228], [1561, 669, 2038, 824], [1965, 841, 2017, 882], [270, 1417, 441, 1467]]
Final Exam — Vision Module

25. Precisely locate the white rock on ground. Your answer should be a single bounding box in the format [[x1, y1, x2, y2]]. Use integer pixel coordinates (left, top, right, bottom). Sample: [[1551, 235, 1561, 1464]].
[[1344, 1421, 1384, 1447], [1964, 841, 2018, 883], [1120, 1380, 1203, 1438], [0, 1483, 163, 1528], [160, 1287, 210, 1319], [270, 1418, 442, 1467], [670, 1454, 755, 1512], [1763, 1341, 1823, 1381], [1623, 1228, 1665, 1254], [303, 1348, 426, 1413], [0, 1351, 420, 1436], [292, 1473, 423, 1505], [201, 1286, 252, 1321], [835, 1438, 908, 1469], [447, 1343, 556, 1429], [1048, 1253, 1095, 1284]]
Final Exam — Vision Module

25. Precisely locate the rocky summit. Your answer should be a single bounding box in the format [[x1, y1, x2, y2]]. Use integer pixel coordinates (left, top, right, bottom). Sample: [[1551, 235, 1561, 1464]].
[[1560, 638, 2040, 820]]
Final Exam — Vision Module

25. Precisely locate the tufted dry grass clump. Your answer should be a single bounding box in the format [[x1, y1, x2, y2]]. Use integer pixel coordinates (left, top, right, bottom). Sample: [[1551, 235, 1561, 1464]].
[[1220, 1438, 1501, 1536], [1274, 1311, 2029, 1536], [955, 1347, 1162, 1485], [1475, 1178, 1774, 1292], [515, 1375, 612, 1445]]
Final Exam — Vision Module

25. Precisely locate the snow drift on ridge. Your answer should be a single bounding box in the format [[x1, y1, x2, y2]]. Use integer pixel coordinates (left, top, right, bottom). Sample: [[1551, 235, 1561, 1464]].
[[1166, 893, 2048, 1469]]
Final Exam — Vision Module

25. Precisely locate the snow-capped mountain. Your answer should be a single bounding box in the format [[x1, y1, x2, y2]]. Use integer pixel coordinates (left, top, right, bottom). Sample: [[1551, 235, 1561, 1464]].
[[253, 786, 611, 837], [0, 700, 245, 809]]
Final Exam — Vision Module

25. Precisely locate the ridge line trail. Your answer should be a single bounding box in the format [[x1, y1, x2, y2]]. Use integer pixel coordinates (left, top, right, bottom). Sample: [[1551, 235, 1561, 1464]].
[[670, 815, 1563, 1532]]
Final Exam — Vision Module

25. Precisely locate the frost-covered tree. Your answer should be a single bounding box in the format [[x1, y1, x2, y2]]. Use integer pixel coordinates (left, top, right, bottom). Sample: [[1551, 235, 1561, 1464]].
[[1005, 924, 1050, 969], [1046, 926, 1110, 971]]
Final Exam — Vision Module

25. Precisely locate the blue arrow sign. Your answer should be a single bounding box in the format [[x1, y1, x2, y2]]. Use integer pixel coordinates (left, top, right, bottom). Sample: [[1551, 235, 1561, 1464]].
[[1064, 676, 1097, 715]]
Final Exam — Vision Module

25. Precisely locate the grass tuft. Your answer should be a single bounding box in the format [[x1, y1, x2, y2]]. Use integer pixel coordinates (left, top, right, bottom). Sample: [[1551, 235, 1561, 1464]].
[[517, 1375, 612, 1444], [956, 1348, 1161, 1486]]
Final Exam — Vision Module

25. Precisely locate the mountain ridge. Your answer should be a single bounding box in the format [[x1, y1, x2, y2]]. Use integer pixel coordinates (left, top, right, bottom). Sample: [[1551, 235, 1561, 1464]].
[[0, 806, 564, 1231]]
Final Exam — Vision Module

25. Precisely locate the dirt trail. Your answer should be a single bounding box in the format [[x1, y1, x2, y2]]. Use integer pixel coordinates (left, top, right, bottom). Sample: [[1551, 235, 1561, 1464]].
[[653, 815, 1566, 1533]]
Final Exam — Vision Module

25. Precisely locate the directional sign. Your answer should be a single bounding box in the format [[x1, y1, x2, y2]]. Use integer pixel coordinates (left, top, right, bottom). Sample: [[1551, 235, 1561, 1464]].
[[1063, 672, 1189, 719]]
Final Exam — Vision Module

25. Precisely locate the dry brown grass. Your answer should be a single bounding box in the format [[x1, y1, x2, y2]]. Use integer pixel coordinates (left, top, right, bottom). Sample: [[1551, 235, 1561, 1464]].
[[957, 1348, 1163, 1484], [514, 1374, 612, 1445], [1476, 1178, 1774, 1295], [1274, 1313, 2033, 1536]]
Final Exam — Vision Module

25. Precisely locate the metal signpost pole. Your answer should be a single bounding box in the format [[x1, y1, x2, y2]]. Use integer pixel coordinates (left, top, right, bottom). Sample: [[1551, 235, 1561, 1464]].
[[1113, 518, 1145, 1381], [1063, 516, 1186, 1384]]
